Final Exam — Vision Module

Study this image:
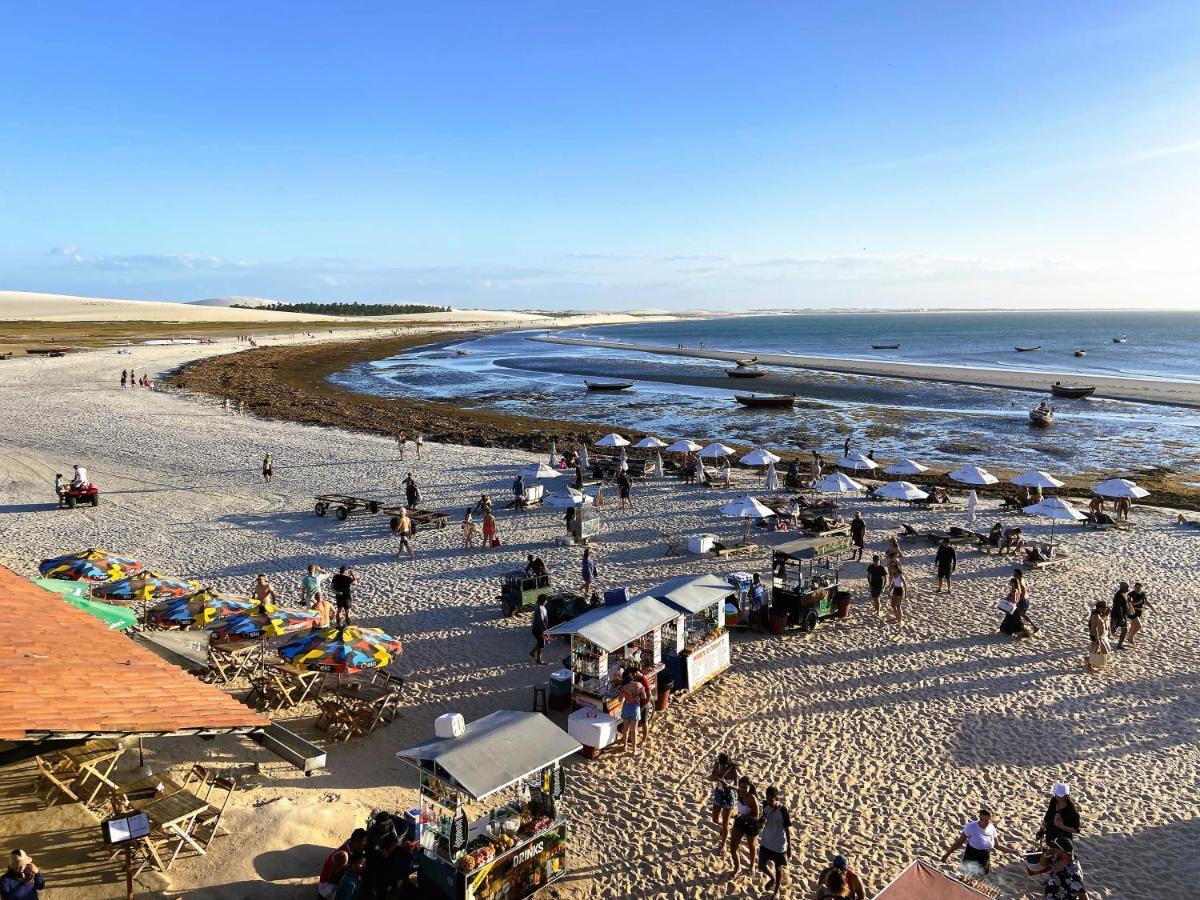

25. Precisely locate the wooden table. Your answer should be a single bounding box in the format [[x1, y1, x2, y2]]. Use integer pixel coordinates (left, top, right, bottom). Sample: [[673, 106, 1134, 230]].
[[133, 790, 213, 870], [247, 662, 323, 711], [315, 679, 403, 741], [54, 740, 126, 806]]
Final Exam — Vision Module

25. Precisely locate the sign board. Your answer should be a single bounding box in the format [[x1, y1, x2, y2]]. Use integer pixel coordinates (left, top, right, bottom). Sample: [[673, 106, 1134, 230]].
[[102, 812, 151, 845], [684, 631, 731, 692], [462, 822, 568, 900], [541, 763, 565, 800], [450, 809, 469, 857], [573, 505, 601, 541]]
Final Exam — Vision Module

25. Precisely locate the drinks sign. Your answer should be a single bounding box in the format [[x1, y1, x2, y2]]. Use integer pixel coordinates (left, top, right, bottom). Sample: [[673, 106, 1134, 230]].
[[450, 809, 468, 857]]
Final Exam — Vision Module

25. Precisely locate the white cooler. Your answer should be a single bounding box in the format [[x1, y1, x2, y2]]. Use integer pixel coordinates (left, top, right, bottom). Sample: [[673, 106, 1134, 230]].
[[567, 707, 619, 750], [687, 533, 717, 554]]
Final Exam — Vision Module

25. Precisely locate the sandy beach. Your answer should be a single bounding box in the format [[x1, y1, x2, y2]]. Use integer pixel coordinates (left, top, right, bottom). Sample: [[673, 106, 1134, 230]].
[[537, 335, 1200, 408], [2, 328, 1199, 899]]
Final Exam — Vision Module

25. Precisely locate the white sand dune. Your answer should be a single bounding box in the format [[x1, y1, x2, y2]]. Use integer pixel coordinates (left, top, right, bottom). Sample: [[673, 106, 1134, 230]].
[[0, 331, 1196, 899]]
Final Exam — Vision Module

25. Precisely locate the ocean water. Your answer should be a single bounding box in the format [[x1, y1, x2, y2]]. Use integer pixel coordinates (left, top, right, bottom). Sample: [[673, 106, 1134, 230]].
[[331, 311, 1200, 476]]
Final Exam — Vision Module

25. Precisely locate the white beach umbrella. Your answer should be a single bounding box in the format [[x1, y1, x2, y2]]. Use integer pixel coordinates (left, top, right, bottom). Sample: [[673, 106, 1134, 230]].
[[1013, 470, 1066, 490], [578, 445, 589, 470], [836, 452, 878, 471], [697, 456, 708, 483], [966, 489, 978, 524], [595, 433, 630, 448], [634, 436, 668, 450], [874, 479, 929, 523], [765, 462, 780, 491], [721, 495, 775, 543], [949, 465, 999, 486], [1093, 477, 1150, 499], [653, 452, 664, 479], [548, 440, 558, 467], [1023, 496, 1087, 544], [740, 448, 782, 467], [666, 438, 703, 454], [814, 472, 864, 495], [699, 442, 737, 459], [884, 458, 928, 476], [618, 446, 627, 469], [522, 462, 560, 480]]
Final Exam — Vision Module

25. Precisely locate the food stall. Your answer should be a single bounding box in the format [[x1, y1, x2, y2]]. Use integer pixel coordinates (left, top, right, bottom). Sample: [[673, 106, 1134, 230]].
[[395, 710, 582, 900], [545, 597, 682, 752], [769, 534, 853, 633], [639, 574, 735, 695]]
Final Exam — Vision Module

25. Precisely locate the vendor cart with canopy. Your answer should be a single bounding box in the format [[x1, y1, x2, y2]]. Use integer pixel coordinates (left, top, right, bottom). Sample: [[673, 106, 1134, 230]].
[[396, 710, 581, 900], [639, 574, 734, 695], [769, 535, 853, 632]]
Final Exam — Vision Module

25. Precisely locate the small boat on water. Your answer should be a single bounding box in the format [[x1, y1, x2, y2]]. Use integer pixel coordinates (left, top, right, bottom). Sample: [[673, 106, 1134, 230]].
[[1074, 349, 1087, 358], [1113, 336, 1128, 343], [1029, 402, 1055, 427], [26, 347, 73, 355], [1051, 382, 1096, 399], [455, 349, 471, 356], [726, 368, 767, 378], [734, 357, 759, 368], [584, 380, 635, 392], [734, 393, 796, 409], [872, 343, 900, 350], [1014, 345, 1041, 352]]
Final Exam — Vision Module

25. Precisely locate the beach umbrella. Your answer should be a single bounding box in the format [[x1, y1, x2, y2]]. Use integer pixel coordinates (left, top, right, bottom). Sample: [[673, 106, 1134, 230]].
[[653, 452, 664, 479], [814, 472, 865, 495], [92, 572, 200, 605], [873, 480, 929, 523], [1013, 470, 1066, 490], [548, 441, 558, 466], [699, 442, 736, 459], [740, 448, 782, 466], [146, 590, 255, 629], [1093, 477, 1150, 499], [32, 578, 137, 631], [949, 465, 999, 486], [277, 625, 403, 673], [578, 445, 589, 470], [594, 433, 630, 448], [836, 452, 878, 471], [1023, 497, 1087, 544], [720, 495, 775, 543], [618, 446, 628, 470], [697, 456, 708, 483], [765, 462, 780, 491], [665, 439, 702, 454], [521, 462, 560, 480], [884, 458, 928, 476], [966, 489, 978, 524], [545, 488, 593, 508], [205, 603, 319, 642], [38, 549, 143, 583], [634, 436, 667, 449]]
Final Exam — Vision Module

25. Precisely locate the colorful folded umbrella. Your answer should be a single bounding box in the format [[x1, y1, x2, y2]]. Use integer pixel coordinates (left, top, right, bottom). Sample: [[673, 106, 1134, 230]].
[[32, 578, 137, 631], [146, 590, 255, 628], [92, 572, 201, 604], [205, 603, 319, 642], [38, 549, 143, 583], [277, 625, 403, 673]]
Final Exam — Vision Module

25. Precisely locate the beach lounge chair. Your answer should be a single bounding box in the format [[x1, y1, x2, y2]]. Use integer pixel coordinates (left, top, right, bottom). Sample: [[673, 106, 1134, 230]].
[[659, 531, 683, 555], [899, 523, 927, 541]]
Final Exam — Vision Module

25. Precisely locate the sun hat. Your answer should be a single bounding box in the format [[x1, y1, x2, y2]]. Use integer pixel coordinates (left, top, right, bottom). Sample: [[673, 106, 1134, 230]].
[[10, 850, 31, 868], [1053, 782, 1069, 798]]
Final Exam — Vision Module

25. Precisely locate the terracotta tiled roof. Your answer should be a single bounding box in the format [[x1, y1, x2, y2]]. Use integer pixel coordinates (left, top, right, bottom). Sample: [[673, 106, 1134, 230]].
[[0, 567, 268, 741]]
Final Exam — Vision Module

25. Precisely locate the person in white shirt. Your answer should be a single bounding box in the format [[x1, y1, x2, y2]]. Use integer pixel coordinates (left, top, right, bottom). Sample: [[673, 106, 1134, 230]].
[[941, 807, 1019, 875], [70, 464, 90, 488]]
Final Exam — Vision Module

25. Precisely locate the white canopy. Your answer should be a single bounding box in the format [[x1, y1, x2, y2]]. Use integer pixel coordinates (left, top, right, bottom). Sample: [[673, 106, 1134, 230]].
[[949, 465, 999, 486], [544, 488, 592, 508], [1023, 497, 1087, 521], [883, 458, 928, 476], [836, 452, 878, 471], [665, 439, 702, 453], [521, 462, 561, 480], [637, 574, 734, 615], [545, 597, 680, 653], [595, 433, 630, 448], [874, 480, 929, 501], [740, 448, 782, 466], [1093, 477, 1149, 499], [720, 495, 775, 519], [1012, 469, 1065, 489], [814, 472, 864, 494], [633, 436, 667, 449], [699, 442, 737, 459]]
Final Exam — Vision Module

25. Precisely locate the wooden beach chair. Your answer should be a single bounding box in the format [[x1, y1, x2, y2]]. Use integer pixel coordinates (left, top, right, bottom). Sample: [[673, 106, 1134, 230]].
[[659, 531, 683, 556]]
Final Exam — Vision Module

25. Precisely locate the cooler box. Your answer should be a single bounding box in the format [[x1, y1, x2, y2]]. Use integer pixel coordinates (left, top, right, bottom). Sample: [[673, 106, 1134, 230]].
[[549, 669, 573, 711], [403, 807, 424, 843], [688, 534, 717, 555], [434, 713, 465, 738], [724, 602, 741, 628], [604, 587, 630, 605], [567, 707, 619, 751]]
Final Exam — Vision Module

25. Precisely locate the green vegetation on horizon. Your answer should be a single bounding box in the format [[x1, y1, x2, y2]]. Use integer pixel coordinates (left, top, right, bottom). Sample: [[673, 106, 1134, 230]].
[[231, 301, 451, 316]]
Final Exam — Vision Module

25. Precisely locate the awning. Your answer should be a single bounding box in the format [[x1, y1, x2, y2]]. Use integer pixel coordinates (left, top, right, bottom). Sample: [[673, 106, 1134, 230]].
[[396, 710, 581, 801], [872, 861, 994, 899], [771, 535, 853, 560], [130, 629, 210, 673], [637, 574, 733, 615], [545, 597, 680, 653]]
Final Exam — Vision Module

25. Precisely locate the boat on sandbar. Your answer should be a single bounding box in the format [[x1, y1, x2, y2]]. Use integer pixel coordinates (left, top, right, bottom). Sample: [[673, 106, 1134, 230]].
[[734, 357, 759, 368], [734, 393, 796, 409], [1051, 383, 1096, 399], [1029, 402, 1055, 426], [1014, 345, 1041, 352], [584, 380, 636, 392], [726, 368, 767, 378]]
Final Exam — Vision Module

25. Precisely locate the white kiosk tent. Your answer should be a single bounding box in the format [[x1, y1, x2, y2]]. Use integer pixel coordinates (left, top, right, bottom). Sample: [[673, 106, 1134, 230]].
[[637, 574, 734, 694], [396, 710, 582, 900]]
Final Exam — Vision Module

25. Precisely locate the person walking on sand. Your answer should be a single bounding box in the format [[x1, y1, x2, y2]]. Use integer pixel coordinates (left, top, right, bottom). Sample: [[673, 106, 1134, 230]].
[[3, 849, 45, 899], [866, 555, 886, 615], [940, 807, 1020, 876], [887, 561, 907, 624], [120, 369, 127, 388], [415, 433, 424, 458], [403, 472, 421, 509], [758, 786, 791, 899], [843, 436, 851, 459], [934, 538, 957, 593], [849, 512, 865, 561], [1038, 782, 1082, 848], [461, 510, 477, 548], [395, 507, 414, 561], [1127, 582, 1154, 647], [814, 855, 865, 900], [884, 535, 903, 566], [709, 753, 740, 853], [1085, 599, 1110, 672], [616, 469, 633, 509], [1110, 581, 1132, 649], [617, 669, 647, 755], [529, 596, 549, 664], [395, 431, 406, 459], [331, 566, 356, 627], [580, 548, 597, 595], [481, 510, 498, 548], [262, 453, 273, 484], [729, 777, 761, 879]]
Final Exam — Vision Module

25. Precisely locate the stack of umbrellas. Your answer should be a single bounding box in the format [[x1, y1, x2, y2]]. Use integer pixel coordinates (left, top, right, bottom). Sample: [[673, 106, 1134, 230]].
[[146, 589, 255, 629], [38, 549, 143, 582], [278, 625, 404, 673]]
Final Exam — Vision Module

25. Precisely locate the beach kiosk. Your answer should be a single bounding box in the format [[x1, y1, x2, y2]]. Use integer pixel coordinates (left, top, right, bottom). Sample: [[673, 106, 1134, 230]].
[[769, 534, 853, 633], [396, 710, 581, 900], [639, 574, 734, 695]]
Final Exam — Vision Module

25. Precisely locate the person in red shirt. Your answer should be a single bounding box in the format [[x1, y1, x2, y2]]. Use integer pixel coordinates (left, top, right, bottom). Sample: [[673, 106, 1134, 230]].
[[318, 829, 367, 899]]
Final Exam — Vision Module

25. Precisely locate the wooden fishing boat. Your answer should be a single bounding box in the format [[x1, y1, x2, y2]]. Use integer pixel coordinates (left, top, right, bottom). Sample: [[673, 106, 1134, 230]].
[[1029, 403, 1055, 426], [734, 357, 759, 368], [1074, 349, 1087, 357], [454, 349, 471, 356], [734, 393, 796, 409], [872, 343, 900, 350], [1014, 345, 1041, 352], [1051, 383, 1096, 399], [1113, 335, 1127, 343], [25, 347, 72, 355], [726, 368, 767, 378], [584, 379, 635, 391]]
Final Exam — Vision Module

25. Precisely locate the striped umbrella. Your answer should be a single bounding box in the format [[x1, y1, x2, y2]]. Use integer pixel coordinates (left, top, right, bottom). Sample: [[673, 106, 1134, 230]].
[[38, 549, 143, 582], [146, 590, 254, 628], [93, 572, 201, 605], [277, 625, 403, 673], [205, 603, 319, 642]]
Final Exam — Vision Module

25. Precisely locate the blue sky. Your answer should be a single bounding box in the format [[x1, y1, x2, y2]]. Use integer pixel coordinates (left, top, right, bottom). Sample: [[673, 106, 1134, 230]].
[[3, 2, 1199, 309]]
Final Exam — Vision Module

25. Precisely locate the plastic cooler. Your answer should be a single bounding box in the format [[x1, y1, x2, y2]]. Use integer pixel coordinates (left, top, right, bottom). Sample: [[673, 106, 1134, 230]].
[[688, 534, 717, 554], [604, 587, 630, 605], [567, 707, 619, 755], [403, 807, 424, 843], [549, 669, 573, 710]]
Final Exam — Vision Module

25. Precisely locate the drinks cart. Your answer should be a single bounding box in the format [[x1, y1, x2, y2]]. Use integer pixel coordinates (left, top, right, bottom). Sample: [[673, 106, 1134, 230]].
[[769, 535, 853, 632], [640, 574, 736, 695], [395, 710, 582, 900]]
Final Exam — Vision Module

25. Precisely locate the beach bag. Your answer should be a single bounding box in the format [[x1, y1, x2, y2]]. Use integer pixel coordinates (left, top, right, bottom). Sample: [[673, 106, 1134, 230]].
[[997, 599, 1016, 614], [491, 537, 502, 548]]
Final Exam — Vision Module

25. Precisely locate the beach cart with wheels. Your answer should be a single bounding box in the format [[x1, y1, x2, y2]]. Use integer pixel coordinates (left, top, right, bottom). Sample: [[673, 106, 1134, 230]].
[[313, 494, 381, 520], [769, 535, 853, 633], [500, 571, 552, 617]]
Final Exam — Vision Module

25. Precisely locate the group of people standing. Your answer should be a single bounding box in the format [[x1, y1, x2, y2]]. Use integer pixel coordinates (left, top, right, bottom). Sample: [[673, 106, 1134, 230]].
[[1086, 580, 1153, 672], [119, 368, 152, 388]]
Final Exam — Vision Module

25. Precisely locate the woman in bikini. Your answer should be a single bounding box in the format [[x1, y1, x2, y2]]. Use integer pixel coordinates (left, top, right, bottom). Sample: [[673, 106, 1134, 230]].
[[729, 776, 761, 879], [888, 561, 907, 625], [617, 670, 647, 755], [708, 753, 740, 853]]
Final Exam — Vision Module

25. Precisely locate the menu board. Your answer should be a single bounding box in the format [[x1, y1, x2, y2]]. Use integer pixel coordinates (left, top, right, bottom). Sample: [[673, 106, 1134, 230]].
[[450, 809, 469, 857], [684, 631, 730, 692], [462, 822, 568, 900]]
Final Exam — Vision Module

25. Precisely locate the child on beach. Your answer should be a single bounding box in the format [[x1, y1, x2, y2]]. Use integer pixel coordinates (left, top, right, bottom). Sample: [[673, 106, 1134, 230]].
[[461, 510, 477, 547]]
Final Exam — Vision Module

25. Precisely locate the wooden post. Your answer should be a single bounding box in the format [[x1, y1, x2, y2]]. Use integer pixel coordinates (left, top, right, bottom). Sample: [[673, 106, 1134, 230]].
[[125, 842, 135, 899]]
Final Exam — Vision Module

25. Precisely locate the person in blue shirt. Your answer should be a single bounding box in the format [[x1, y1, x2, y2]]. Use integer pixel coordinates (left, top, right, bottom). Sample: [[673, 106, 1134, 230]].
[[333, 852, 366, 900], [749, 574, 769, 631], [579, 549, 597, 595], [2, 850, 45, 900]]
